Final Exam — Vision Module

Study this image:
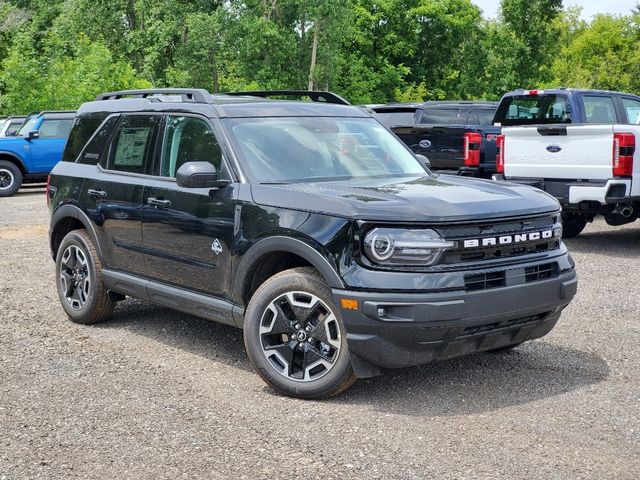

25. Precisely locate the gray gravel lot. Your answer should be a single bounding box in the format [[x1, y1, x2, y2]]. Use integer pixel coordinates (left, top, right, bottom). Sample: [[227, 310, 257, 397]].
[[1, 188, 639, 479]]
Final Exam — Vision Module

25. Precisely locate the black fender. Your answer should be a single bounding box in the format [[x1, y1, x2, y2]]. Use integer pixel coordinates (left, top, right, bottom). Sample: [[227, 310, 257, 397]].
[[232, 236, 345, 303], [0, 151, 27, 173], [49, 204, 104, 261]]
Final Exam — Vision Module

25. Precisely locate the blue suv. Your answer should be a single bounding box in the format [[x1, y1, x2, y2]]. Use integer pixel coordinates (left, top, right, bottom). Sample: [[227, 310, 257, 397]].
[[0, 111, 75, 197]]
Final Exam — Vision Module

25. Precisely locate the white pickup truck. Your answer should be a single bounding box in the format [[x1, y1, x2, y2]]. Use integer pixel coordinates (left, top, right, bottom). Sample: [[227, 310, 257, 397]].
[[492, 88, 640, 237]]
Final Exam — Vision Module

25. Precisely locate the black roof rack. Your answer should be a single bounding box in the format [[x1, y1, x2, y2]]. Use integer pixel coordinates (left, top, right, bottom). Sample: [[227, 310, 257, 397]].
[[96, 88, 212, 103], [225, 90, 351, 106]]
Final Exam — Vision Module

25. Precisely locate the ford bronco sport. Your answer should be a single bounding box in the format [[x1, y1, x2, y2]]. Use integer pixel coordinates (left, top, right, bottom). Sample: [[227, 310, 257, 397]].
[[48, 89, 577, 399]]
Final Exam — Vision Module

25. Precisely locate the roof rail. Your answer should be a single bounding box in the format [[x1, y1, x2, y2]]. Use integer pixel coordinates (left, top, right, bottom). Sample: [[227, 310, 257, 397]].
[[225, 90, 351, 106], [96, 88, 212, 103], [26, 110, 76, 116]]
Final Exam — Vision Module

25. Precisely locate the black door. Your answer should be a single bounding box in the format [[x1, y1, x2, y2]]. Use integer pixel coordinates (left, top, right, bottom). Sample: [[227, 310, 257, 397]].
[[79, 114, 161, 275], [141, 115, 236, 299]]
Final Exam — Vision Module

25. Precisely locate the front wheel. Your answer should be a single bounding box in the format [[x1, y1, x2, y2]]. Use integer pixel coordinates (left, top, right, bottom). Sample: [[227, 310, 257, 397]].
[[244, 267, 356, 399], [561, 213, 587, 238], [0, 160, 23, 197]]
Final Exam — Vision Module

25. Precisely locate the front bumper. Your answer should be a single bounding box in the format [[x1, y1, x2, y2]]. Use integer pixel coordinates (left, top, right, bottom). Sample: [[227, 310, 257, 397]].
[[333, 263, 577, 370]]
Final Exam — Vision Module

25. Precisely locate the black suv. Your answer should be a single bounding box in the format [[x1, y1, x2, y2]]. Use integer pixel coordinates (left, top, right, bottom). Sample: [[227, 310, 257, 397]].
[[48, 89, 577, 399]]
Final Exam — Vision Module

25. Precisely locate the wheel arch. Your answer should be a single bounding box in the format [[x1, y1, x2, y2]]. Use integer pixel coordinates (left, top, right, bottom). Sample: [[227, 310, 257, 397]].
[[233, 236, 345, 306], [0, 152, 27, 175], [50, 204, 104, 261]]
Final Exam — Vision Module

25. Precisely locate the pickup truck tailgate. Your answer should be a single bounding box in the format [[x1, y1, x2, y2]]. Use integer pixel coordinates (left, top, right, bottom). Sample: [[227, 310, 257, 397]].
[[503, 125, 614, 180]]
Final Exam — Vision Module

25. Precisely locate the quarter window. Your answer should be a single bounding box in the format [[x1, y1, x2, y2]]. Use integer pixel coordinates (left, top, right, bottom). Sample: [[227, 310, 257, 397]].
[[159, 116, 223, 178], [582, 96, 616, 124], [107, 115, 160, 175], [621, 98, 640, 124]]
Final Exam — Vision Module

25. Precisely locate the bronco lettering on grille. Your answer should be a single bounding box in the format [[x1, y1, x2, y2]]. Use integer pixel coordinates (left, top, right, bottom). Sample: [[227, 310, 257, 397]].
[[462, 229, 557, 249]]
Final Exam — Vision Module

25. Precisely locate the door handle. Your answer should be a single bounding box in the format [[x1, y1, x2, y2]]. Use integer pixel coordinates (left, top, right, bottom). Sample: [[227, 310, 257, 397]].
[[87, 188, 107, 199], [147, 197, 172, 208]]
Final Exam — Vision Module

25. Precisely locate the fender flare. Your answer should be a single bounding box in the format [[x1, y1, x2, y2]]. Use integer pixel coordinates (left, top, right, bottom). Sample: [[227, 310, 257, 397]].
[[0, 151, 27, 173], [232, 236, 345, 302], [50, 204, 104, 261]]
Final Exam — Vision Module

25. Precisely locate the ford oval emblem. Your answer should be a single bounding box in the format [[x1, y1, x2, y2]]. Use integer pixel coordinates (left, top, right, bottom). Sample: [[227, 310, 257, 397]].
[[546, 145, 562, 153], [419, 139, 432, 149]]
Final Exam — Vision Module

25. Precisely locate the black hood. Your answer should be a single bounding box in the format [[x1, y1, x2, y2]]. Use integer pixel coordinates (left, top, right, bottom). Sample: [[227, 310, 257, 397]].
[[250, 174, 560, 223]]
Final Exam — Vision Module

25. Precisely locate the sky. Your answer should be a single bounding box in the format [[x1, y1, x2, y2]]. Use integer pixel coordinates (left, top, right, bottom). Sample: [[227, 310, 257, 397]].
[[471, 0, 638, 20]]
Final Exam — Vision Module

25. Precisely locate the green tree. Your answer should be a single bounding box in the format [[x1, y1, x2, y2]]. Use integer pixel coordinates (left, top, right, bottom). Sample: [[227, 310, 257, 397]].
[[499, 0, 563, 88], [551, 13, 640, 92]]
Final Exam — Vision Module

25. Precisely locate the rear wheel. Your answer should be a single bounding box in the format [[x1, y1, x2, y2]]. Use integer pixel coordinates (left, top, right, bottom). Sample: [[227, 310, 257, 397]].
[[561, 213, 587, 238], [0, 160, 22, 197], [244, 267, 356, 399], [55, 229, 115, 324]]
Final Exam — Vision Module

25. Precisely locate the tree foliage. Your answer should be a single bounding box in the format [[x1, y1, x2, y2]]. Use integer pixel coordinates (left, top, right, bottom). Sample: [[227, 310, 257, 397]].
[[0, 0, 639, 114]]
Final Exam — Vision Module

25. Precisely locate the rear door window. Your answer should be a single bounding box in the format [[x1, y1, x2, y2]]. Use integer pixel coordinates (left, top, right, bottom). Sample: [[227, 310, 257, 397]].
[[494, 95, 570, 126], [621, 98, 640, 124], [582, 96, 616, 124], [419, 108, 461, 124], [106, 115, 161, 175]]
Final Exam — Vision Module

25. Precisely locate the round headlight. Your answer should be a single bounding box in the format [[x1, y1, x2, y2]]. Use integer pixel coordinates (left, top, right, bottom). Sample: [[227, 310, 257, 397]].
[[370, 234, 394, 261]]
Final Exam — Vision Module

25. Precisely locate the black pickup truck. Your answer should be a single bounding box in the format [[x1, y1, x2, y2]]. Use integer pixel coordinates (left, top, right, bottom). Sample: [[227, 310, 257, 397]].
[[373, 101, 499, 178]]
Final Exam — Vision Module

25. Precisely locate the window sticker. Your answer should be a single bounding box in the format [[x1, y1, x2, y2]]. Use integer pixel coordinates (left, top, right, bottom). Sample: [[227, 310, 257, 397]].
[[114, 127, 150, 166]]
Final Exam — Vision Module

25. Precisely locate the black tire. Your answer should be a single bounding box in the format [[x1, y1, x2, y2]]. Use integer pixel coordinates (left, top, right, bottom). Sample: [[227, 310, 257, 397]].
[[486, 342, 524, 353], [561, 213, 587, 238], [55, 229, 115, 324], [0, 160, 23, 197], [244, 267, 356, 399]]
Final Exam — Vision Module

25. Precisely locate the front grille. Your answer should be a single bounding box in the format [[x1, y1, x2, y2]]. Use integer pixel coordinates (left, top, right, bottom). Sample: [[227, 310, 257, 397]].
[[464, 271, 506, 291], [438, 214, 561, 265], [525, 262, 559, 282]]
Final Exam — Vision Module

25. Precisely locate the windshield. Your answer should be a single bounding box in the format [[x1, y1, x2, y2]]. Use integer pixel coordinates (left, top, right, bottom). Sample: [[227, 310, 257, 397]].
[[224, 117, 427, 183], [17, 115, 40, 136], [494, 94, 571, 126]]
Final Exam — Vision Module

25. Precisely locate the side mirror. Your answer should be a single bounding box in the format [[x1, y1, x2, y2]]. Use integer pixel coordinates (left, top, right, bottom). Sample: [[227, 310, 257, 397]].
[[415, 154, 431, 169], [176, 161, 230, 189], [28, 130, 40, 140]]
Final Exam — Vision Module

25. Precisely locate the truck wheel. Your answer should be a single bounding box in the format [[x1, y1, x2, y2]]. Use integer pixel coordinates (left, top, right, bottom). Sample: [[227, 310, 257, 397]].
[[244, 267, 356, 399], [55, 229, 115, 324], [561, 213, 587, 238], [0, 160, 22, 197]]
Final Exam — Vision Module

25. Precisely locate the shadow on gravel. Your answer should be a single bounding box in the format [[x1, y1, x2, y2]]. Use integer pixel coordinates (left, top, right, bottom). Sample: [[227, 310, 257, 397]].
[[336, 341, 609, 416], [96, 299, 252, 372], [16, 186, 46, 195], [565, 224, 639, 257]]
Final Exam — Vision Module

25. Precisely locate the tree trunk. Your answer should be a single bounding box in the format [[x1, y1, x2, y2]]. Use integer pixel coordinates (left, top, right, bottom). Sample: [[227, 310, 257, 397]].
[[308, 21, 319, 91], [211, 49, 219, 93]]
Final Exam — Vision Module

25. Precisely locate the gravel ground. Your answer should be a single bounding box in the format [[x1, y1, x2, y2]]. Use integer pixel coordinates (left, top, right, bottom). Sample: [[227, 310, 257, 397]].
[[1, 188, 639, 479]]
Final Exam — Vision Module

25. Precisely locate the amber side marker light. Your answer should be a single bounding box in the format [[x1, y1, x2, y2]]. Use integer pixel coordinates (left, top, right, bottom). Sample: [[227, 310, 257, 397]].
[[340, 298, 359, 310]]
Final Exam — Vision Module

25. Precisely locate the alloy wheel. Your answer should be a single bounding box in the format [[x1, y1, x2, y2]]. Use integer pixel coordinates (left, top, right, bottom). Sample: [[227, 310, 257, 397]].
[[0, 168, 14, 191], [59, 245, 91, 310], [259, 291, 341, 382]]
